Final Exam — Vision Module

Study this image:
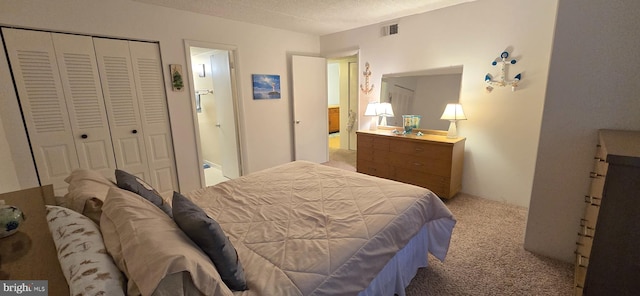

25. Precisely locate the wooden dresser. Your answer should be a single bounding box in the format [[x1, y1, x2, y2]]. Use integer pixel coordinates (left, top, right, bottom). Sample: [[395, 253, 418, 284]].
[[574, 129, 640, 295], [0, 185, 69, 295], [356, 129, 465, 199], [328, 106, 340, 133]]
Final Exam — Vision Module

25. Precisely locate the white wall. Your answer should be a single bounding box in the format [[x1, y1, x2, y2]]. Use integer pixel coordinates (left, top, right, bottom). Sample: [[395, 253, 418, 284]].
[[0, 0, 319, 193], [525, 0, 640, 262], [321, 0, 558, 208], [327, 63, 340, 106]]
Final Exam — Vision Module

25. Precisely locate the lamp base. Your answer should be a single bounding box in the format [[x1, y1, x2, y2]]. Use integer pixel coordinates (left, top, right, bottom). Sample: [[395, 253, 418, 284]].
[[380, 116, 387, 126], [369, 117, 378, 130], [446, 120, 458, 138]]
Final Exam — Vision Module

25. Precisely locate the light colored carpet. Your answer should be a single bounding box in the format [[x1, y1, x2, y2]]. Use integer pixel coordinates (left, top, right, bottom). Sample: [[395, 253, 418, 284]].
[[327, 147, 356, 170], [320, 159, 574, 295], [405, 193, 574, 296]]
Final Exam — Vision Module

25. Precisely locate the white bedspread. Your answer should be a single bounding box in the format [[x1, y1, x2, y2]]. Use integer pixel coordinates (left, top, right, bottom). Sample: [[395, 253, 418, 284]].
[[185, 161, 455, 296]]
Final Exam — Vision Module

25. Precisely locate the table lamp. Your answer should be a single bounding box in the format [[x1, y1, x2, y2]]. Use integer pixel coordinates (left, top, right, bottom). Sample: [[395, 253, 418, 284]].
[[440, 103, 467, 138], [377, 102, 394, 126], [364, 102, 379, 130]]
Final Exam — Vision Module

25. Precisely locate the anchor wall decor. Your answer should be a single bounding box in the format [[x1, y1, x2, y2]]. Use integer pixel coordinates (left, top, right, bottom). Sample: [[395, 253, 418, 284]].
[[485, 51, 522, 92], [360, 62, 374, 95]]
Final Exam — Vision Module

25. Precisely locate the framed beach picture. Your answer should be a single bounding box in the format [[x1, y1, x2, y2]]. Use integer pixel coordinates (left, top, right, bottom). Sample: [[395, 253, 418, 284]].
[[252, 74, 281, 100]]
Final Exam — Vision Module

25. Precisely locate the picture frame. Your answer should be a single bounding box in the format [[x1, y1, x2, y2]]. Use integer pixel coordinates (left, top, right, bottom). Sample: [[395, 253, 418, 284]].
[[252, 74, 281, 100], [170, 64, 184, 92]]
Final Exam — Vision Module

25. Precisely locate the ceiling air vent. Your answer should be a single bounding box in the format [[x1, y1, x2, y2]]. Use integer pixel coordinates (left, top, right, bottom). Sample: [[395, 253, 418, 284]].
[[381, 23, 399, 36]]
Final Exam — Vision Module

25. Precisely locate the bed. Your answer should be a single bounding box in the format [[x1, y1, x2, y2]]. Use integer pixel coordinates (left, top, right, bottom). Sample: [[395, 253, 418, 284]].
[[43, 160, 456, 296]]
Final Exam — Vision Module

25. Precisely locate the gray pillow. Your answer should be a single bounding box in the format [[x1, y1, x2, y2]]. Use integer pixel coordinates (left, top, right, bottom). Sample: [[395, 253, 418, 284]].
[[172, 191, 247, 291], [115, 169, 172, 217]]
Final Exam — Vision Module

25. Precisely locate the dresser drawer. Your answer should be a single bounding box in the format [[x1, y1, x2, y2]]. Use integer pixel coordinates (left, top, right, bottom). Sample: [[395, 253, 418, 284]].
[[392, 168, 448, 195], [576, 231, 594, 258], [592, 158, 608, 176], [358, 135, 391, 151], [575, 262, 588, 290], [583, 203, 600, 230], [588, 177, 605, 199], [358, 162, 391, 179], [389, 153, 450, 177], [357, 148, 390, 164], [390, 140, 451, 160]]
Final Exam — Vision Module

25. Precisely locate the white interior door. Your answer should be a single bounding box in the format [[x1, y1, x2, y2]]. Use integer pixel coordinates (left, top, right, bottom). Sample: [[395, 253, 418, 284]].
[[93, 38, 151, 182], [52, 33, 116, 181], [211, 51, 241, 179], [129, 41, 179, 195], [2, 28, 80, 194], [292, 55, 328, 163]]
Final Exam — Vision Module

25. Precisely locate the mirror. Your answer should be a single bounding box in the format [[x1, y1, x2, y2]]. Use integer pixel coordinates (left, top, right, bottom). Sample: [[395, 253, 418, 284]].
[[380, 65, 463, 131]]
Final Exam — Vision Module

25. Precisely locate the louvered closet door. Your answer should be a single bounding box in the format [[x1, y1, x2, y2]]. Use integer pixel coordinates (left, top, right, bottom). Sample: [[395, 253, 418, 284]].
[[2, 28, 80, 194], [93, 38, 151, 182], [51, 33, 116, 181], [129, 42, 178, 195]]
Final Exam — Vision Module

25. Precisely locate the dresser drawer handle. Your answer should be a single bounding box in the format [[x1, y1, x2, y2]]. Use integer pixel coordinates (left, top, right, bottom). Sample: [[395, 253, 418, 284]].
[[584, 195, 601, 205], [589, 172, 605, 178], [577, 233, 593, 239], [414, 147, 424, 151], [594, 157, 606, 162], [576, 254, 589, 267], [413, 162, 423, 166], [578, 220, 595, 237]]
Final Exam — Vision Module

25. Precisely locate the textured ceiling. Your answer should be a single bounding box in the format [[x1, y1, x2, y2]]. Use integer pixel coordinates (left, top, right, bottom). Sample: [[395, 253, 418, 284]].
[[132, 0, 476, 36]]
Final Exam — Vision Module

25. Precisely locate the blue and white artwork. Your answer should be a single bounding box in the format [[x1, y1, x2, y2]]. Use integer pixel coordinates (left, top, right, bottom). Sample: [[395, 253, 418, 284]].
[[252, 74, 281, 100]]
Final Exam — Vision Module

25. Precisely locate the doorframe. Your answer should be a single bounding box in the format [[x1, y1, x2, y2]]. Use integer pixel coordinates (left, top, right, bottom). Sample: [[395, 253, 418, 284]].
[[183, 40, 246, 187], [325, 49, 360, 151]]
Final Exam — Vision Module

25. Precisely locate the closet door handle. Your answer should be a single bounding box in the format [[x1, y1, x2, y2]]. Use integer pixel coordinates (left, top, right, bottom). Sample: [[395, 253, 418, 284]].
[[132, 129, 138, 134], [81, 134, 88, 139]]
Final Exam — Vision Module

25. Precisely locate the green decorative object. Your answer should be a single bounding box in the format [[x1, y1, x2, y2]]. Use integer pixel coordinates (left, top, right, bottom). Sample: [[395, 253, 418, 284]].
[[170, 64, 184, 91]]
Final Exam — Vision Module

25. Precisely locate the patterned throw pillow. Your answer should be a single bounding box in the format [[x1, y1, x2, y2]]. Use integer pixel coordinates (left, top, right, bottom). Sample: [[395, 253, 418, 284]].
[[45, 205, 125, 296]]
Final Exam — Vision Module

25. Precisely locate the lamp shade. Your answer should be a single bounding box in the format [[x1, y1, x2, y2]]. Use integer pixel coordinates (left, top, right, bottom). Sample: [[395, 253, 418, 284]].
[[364, 102, 379, 116], [440, 103, 467, 121], [377, 102, 394, 117]]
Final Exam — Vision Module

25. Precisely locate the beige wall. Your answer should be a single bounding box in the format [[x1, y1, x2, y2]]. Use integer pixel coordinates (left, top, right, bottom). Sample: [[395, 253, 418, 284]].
[[320, 0, 558, 209], [0, 0, 319, 193], [526, 0, 640, 262]]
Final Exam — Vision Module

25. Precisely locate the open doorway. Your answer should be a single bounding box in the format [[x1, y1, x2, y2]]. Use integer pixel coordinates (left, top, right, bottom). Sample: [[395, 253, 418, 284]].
[[326, 54, 358, 170], [186, 41, 242, 187]]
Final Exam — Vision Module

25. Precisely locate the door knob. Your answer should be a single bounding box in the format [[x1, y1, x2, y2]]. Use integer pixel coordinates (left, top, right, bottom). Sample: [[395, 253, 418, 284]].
[[215, 123, 221, 127], [295, 120, 301, 124], [81, 134, 88, 139]]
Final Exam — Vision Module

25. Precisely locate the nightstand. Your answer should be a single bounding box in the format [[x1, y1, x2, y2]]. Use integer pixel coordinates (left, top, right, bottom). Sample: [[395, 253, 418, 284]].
[[0, 185, 69, 295]]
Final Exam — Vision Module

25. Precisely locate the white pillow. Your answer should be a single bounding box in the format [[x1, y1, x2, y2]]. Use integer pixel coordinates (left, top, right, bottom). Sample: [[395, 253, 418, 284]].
[[63, 169, 118, 225], [46, 205, 125, 296]]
